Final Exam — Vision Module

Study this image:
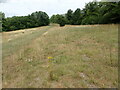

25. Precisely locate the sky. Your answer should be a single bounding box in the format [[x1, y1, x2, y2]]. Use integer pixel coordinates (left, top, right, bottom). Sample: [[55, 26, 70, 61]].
[[0, 0, 101, 17]]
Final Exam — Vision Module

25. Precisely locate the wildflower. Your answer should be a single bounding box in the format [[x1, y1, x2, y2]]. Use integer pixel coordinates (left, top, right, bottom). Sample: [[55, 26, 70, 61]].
[[48, 56, 53, 59]]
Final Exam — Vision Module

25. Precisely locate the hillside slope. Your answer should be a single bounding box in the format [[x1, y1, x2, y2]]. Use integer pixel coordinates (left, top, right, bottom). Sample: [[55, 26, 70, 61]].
[[2, 24, 118, 88]]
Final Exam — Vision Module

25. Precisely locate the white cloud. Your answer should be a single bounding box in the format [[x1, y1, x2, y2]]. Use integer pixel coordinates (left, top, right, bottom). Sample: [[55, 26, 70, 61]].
[[0, 0, 96, 17]]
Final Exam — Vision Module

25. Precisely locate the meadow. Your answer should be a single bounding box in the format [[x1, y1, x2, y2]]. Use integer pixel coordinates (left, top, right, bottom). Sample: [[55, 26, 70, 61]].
[[2, 24, 118, 88]]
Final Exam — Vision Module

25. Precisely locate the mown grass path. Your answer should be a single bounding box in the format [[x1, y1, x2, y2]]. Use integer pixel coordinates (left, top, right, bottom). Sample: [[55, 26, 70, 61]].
[[2, 26, 53, 58]]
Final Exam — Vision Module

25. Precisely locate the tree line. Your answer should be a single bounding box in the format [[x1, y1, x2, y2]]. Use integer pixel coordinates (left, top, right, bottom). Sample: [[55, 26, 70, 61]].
[[50, 1, 120, 26], [0, 11, 49, 31], [0, 1, 120, 31]]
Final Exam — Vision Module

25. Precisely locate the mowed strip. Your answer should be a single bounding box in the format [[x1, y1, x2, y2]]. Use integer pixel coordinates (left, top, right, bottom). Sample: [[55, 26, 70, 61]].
[[2, 25, 54, 58]]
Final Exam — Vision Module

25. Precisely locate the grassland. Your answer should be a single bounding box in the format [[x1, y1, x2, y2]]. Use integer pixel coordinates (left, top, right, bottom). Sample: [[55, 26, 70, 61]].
[[2, 24, 118, 88]]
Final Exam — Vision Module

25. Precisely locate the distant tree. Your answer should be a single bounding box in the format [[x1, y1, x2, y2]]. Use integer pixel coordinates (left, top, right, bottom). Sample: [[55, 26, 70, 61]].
[[81, 1, 100, 24], [0, 12, 5, 20], [57, 15, 66, 27], [50, 14, 67, 26], [2, 11, 50, 31], [31, 11, 50, 26], [50, 1, 120, 25], [0, 12, 5, 31], [50, 15, 57, 23], [65, 9, 73, 24], [72, 8, 82, 25], [81, 1, 120, 24], [81, 15, 99, 25], [99, 2, 120, 24]]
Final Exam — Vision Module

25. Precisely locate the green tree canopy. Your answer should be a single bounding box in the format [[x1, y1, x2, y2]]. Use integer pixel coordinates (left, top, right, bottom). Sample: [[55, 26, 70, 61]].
[[2, 11, 50, 31], [65, 9, 73, 24], [72, 8, 82, 25]]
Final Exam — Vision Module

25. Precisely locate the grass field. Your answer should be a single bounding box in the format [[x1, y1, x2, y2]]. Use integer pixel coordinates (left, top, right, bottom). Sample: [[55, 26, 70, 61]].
[[2, 24, 118, 88]]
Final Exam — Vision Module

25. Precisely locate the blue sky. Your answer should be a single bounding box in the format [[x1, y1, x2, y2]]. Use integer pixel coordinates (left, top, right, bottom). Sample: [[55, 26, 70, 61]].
[[0, 0, 100, 17]]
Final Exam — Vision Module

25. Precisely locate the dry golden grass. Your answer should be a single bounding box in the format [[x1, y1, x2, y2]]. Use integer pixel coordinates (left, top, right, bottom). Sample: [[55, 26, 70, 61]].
[[2, 24, 118, 88]]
